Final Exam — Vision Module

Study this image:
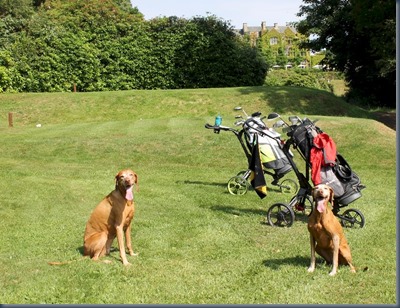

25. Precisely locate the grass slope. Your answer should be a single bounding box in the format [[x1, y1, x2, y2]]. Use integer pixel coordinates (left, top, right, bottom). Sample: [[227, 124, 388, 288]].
[[0, 86, 396, 304]]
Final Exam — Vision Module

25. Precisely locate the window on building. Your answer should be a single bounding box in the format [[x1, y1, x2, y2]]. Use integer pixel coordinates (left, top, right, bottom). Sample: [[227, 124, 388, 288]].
[[270, 37, 278, 45]]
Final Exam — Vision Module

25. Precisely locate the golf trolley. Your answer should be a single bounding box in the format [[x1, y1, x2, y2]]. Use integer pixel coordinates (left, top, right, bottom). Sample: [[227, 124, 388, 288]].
[[264, 113, 366, 228], [205, 107, 298, 196]]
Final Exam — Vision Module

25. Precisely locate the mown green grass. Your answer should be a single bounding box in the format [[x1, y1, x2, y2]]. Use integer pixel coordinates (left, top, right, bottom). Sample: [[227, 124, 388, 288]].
[[0, 86, 396, 304]]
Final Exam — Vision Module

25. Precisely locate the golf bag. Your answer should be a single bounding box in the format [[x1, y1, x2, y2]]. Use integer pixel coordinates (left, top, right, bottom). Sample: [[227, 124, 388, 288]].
[[243, 114, 292, 178], [288, 119, 364, 205]]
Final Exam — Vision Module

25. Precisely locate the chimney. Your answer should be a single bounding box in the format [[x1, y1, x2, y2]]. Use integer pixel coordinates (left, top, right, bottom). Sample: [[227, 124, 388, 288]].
[[261, 21, 266, 31], [274, 23, 278, 29], [243, 23, 248, 33]]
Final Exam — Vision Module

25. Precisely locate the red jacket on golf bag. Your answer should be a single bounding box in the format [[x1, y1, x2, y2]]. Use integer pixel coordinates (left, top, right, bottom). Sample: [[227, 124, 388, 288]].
[[310, 132, 337, 185]]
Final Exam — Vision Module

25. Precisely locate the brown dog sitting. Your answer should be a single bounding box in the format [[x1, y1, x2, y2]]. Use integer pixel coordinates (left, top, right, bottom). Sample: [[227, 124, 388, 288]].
[[83, 169, 139, 266], [307, 184, 356, 276]]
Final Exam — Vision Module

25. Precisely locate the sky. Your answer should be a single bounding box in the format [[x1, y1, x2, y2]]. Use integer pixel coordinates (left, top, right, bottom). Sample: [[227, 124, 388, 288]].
[[130, 0, 305, 30]]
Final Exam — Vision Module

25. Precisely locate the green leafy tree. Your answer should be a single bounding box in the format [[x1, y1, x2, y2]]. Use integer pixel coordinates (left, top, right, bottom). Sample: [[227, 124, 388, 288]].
[[297, 0, 395, 107], [0, 0, 36, 48], [148, 15, 267, 89], [9, 0, 148, 91], [0, 1, 266, 92], [0, 0, 34, 18], [178, 15, 267, 88]]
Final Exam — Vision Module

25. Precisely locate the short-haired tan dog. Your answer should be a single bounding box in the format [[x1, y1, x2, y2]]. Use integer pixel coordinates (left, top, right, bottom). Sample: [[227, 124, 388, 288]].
[[83, 169, 139, 266], [307, 184, 356, 276]]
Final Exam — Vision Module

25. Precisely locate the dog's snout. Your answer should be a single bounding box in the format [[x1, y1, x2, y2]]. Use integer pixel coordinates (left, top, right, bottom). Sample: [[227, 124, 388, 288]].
[[122, 174, 134, 186]]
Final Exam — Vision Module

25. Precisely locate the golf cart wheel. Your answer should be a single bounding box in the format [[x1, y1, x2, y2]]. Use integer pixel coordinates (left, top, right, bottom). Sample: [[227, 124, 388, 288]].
[[290, 195, 313, 216], [266, 203, 295, 227], [340, 208, 365, 228], [279, 179, 299, 194], [227, 176, 248, 195]]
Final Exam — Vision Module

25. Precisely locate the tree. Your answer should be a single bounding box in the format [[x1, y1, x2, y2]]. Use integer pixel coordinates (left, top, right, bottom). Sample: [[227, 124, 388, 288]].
[[0, 2, 266, 92], [190, 15, 267, 87], [0, 0, 34, 18], [297, 0, 395, 108], [149, 15, 267, 89]]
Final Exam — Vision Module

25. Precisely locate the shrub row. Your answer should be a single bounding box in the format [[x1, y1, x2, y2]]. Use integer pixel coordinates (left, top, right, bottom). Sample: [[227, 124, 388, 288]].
[[0, 1, 267, 92]]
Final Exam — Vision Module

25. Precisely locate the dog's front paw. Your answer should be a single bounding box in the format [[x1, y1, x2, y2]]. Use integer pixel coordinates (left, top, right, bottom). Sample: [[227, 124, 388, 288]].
[[123, 261, 132, 266], [129, 251, 139, 257], [329, 270, 337, 276], [307, 266, 315, 273]]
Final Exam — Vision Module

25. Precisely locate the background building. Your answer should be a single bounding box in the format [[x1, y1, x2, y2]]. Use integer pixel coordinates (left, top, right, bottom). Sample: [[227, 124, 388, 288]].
[[235, 22, 310, 68]]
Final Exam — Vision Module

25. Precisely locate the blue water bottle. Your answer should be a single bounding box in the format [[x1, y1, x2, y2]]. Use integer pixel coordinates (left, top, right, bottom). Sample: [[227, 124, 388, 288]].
[[214, 114, 222, 133], [215, 114, 222, 126]]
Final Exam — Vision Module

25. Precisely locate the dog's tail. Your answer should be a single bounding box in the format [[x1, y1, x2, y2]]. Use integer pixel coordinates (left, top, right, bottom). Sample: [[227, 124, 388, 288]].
[[48, 257, 114, 265], [47, 257, 88, 266], [48, 261, 73, 265]]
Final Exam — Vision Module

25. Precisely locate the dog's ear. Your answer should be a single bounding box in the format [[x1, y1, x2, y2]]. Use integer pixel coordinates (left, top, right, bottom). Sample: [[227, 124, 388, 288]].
[[328, 186, 334, 204], [115, 173, 120, 190], [311, 186, 316, 199], [133, 172, 139, 192]]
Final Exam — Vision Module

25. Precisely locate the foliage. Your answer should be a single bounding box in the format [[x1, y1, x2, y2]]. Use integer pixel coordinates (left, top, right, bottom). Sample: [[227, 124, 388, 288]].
[[0, 1, 267, 92], [265, 69, 338, 93], [145, 15, 267, 89], [297, 0, 395, 108], [257, 26, 308, 67], [0, 88, 395, 304], [308, 51, 325, 67], [178, 15, 267, 88]]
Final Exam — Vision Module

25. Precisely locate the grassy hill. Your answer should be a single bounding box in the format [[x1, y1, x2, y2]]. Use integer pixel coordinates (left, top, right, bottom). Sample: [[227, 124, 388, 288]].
[[0, 86, 372, 127], [0, 86, 396, 304]]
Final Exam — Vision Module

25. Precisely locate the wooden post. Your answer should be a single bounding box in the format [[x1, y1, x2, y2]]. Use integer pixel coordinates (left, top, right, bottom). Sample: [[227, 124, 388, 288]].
[[8, 112, 13, 127], [73, 83, 77, 92]]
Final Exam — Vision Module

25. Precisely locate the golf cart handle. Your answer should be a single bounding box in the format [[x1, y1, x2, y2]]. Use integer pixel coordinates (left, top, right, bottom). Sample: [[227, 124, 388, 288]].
[[204, 123, 241, 136], [205, 123, 235, 131]]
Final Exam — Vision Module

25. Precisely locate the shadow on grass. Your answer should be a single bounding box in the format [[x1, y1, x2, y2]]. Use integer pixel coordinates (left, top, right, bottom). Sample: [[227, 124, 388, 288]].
[[180, 180, 227, 188], [180, 179, 283, 194], [208, 204, 267, 217], [262, 255, 309, 270], [75, 246, 126, 264], [237, 86, 372, 119], [294, 213, 310, 224], [77, 246, 84, 255]]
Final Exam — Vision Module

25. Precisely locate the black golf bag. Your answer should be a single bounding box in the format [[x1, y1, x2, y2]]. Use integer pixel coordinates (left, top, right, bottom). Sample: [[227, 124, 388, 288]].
[[288, 119, 364, 206]]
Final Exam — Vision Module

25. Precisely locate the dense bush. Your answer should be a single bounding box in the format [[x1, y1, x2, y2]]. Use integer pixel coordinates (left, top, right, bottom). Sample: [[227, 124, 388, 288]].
[[147, 16, 267, 89], [264, 69, 339, 92], [0, 0, 267, 92]]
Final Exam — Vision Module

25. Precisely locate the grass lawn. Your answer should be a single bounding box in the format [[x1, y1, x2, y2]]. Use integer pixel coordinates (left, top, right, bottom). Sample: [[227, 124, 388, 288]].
[[0, 86, 396, 304]]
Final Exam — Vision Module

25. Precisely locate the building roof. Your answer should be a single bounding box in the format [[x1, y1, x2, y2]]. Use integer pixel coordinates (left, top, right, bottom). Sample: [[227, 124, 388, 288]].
[[235, 22, 298, 36]]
